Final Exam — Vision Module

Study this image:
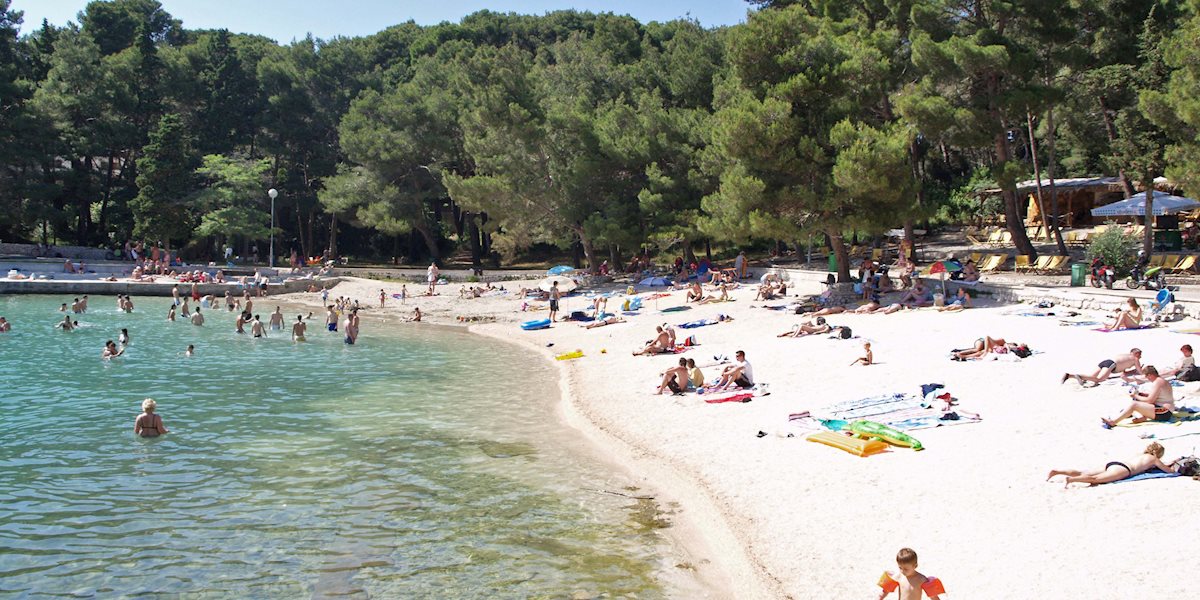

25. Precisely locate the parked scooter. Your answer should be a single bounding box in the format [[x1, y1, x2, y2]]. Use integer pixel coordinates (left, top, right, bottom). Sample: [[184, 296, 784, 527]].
[[1127, 260, 1168, 290], [1090, 257, 1116, 289]]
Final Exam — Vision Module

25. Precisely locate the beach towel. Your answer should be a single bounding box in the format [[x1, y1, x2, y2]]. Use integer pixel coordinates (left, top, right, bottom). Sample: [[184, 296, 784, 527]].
[[1111, 470, 1181, 484], [704, 392, 754, 404], [678, 319, 718, 329], [660, 306, 692, 313], [1108, 408, 1200, 428], [1093, 324, 1157, 332], [820, 393, 924, 420]]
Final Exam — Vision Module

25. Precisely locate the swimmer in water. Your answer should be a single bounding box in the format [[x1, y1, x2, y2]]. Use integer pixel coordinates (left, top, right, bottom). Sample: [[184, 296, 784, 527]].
[[134, 398, 168, 437], [251, 315, 266, 338], [185, 344, 194, 357], [191, 307, 204, 326], [57, 315, 74, 331], [0, 316, 10, 332], [235, 311, 248, 334], [269, 307, 284, 330], [325, 305, 338, 332], [102, 340, 123, 359], [118, 328, 130, 346], [167, 305, 176, 321], [292, 315, 307, 342]]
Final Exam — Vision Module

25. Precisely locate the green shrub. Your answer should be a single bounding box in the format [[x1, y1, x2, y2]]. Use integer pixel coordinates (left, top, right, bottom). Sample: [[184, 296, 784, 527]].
[[1087, 227, 1138, 275], [466, 275, 480, 283]]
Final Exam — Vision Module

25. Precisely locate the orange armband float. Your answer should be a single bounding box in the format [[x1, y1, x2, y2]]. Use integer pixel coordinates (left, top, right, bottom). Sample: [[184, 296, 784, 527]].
[[878, 571, 899, 593], [922, 576, 946, 596]]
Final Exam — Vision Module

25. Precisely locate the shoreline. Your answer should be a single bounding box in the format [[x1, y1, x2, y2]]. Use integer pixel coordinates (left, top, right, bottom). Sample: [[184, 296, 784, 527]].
[[265, 287, 751, 597], [470, 324, 766, 599]]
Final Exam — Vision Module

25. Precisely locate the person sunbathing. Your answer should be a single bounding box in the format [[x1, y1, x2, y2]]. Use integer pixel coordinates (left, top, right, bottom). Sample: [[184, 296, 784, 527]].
[[1102, 366, 1175, 428], [656, 358, 691, 395], [961, 260, 980, 282], [899, 280, 933, 307], [810, 305, 847, 316], [1107, 297, 1143, 330], [1062, 348, 1144, 386], [952, 336, 1007, 360], [778, 319, 832, 338], [686, 282, 705, 302], [633, 326, 673, 355], [584, 315, 625, 329], [697, 283, 730, 304], [938, 288, 973, 312], [1047, 442, 1178, 488]]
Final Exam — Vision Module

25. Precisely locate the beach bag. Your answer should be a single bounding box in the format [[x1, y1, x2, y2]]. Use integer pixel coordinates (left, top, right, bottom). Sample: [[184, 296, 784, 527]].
[[1178, 365, 1200, 382], [836, 327, 852, 339], [1176, 456, 1200, 478], [1012, 345, 1032, 359]]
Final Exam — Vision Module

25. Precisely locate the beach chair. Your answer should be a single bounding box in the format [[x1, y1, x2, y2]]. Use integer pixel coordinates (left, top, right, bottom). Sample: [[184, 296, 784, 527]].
[[986, 230, 1002, 244], [1044, 256, 1070, 274], [969, 252, 983, 265], [871, 248, 883, 262], [1168, 255, 1197, 275], [1028, 255, 1053, 273], [1161, 255, 1182, 271], [1148, 255, 1166, 268], [1013, 255, 1033, 272], [982, 255, 1007, 272], [1000, 231, 1013, 244], [966, 233, 986, 245], [1074, 231, 1090, 245]]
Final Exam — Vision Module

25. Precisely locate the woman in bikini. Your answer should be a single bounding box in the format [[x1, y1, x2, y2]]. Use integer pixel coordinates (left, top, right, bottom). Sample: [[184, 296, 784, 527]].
[[1046, 442, 1178, 487], [134, 398, 168, 438], [1108, 297, 1144, 331], [953, 336, 1006, 360]]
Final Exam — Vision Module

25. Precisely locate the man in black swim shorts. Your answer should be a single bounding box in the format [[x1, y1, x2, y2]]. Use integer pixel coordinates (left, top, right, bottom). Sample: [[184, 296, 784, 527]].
[[1063, 348, 1143, 387]]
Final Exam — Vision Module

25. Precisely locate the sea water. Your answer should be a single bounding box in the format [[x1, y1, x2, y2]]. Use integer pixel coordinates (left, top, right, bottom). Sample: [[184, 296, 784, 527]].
[[0, 295, 691, 598]]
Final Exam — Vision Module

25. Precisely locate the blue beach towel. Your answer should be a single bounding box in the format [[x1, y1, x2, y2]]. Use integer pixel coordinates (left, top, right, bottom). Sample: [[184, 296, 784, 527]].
[[1112, 470, 1181, 484]]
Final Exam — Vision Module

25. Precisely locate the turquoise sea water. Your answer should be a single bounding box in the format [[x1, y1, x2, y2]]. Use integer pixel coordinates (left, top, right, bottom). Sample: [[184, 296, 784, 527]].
[[0, 295, 686, 598]]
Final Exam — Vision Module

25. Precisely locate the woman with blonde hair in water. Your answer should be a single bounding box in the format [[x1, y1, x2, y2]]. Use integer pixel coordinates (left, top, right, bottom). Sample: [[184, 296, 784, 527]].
[[134, 398, 168, 437]]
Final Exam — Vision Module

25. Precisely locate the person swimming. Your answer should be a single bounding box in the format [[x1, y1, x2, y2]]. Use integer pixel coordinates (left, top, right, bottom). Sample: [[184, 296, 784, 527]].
[[292, 315, 307, 342], [134, 398, 168, 438]]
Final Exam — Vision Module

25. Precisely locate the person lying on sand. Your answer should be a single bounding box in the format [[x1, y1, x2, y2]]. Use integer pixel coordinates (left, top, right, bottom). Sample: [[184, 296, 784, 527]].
[[1107, 297, 1143, 331], [656, 358, 690, 395], [952, 336, 1007, 360], [778, 319, 832, 338], [810, 305, 847, 316], [633, 326, 672, 356], [1062, 348, 1143, 386], [1047, 442, 1178, 487], [584, 315, 625, 329], [697, 283, 730, 304], [1101, 366, 1175, 428], [937, 288, 972, 312]]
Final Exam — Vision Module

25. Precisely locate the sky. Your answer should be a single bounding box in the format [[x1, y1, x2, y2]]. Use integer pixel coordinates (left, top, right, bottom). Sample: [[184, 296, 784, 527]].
[[11, 1, 751, 42]]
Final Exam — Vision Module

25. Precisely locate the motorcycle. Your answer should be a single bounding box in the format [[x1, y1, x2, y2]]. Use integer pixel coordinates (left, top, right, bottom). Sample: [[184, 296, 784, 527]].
[[1090, 258, 1116, 289], [1126, 263, 1168, 290]]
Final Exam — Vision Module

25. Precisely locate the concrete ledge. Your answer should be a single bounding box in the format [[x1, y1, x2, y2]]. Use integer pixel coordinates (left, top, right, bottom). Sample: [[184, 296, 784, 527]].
[[0, 277, 341, 297]]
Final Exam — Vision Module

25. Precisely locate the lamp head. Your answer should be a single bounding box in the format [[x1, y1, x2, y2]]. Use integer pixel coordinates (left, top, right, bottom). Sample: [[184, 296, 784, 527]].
[[268, 188, 278, 199]]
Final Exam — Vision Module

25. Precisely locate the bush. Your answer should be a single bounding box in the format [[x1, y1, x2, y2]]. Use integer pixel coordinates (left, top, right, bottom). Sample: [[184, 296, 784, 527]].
[[466, 275, 480, 283], [1087, 227, 1139, 275]]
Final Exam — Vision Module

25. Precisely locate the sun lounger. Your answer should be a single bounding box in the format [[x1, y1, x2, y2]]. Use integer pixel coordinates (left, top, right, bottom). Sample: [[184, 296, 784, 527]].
[[1148, 255, 1166, 268], [1161, 255, 1182, 271], [969, 252, 983, 264], [1168, 255, 1197, 275], [1043, 256, 1070, 274], [1026, 255, 1052, 273], [1013, 255, 1033, 272], [980, 255, 1007, 272]]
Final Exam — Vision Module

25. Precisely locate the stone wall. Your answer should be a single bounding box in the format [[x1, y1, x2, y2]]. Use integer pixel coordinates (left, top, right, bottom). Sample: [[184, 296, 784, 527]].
[[0, 242, 113, 260]]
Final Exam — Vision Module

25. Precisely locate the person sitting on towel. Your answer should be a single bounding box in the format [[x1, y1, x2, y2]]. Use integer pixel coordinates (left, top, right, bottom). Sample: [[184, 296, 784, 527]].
[[656, 358, 690, 395], [713, 350, 754, 389], [1102, 366, 1175, 428], [633, 326, 672, 356]]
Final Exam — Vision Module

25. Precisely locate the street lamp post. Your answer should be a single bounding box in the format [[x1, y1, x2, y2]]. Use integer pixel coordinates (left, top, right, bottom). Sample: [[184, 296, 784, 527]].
[[268, 188, 278, 268]]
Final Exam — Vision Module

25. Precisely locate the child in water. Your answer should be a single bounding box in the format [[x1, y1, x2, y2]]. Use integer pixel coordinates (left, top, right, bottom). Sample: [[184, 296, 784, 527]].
[[878, 548, 944, 600]]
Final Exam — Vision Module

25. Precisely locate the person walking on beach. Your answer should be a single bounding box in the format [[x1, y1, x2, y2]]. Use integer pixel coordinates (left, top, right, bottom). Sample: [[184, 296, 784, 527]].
[[877, 547, 944, 599], [269, 307, 284, 331], [426, 262, 440, 295], [400, 285, 407, 304], [549, 281, 561, 322], [1063, 348, 1144, 386], [379, 289, 387, 308], [191, 307, 204, 326], [325, 305, 338, 332], [292, 315, 307, 341], [134, 398, 168, 438], [1102, 366, 1176, 428], [1047, 442, 1179, 487]]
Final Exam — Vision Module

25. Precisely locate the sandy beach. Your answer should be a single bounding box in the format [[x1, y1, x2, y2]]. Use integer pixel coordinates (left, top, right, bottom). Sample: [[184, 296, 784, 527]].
[[275, 274, 1200, 599]]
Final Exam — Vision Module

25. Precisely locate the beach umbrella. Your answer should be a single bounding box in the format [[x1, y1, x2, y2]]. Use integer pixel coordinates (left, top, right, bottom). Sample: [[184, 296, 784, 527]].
[[927, 260, 962, 295], [639, 276, 672, 286], [547, 265, 576, 275], [1091, 190, 1200, 217], [539, 275, 577, 293]]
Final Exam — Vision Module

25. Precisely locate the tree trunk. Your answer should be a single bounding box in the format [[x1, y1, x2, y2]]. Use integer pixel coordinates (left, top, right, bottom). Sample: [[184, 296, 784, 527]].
[[414, 223, 440, 261], [570, 224, 598, 271], [98, 151, 116, 239], [829, 232, 852, 283], [328, 213, 338, 257], [296, 209, 307, 263], [684, 241, 697, 265], [994, 133, 1038, 258], [1044, 106, 1068, 255], [704, 240, 712, 261], [1098, 95, 1137, 198], [1026, 109, 1052, 243], [609, 244, 620, 270], [1142, 173, 1155, 256], [466, 213, 482, 272], [903, 220, 915, 260]]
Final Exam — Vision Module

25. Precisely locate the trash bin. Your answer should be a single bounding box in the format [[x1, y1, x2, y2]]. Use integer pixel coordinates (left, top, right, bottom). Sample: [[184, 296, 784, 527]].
[[828, 254, 837, 272], [1070, 262, 1088, 287]]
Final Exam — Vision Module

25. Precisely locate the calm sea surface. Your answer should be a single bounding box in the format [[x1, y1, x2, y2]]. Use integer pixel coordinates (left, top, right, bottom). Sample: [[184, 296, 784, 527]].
[[0, 295, 690, 598]]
